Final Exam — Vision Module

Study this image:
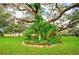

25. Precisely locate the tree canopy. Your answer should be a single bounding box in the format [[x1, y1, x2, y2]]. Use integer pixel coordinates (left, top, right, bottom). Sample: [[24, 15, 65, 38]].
[[0, 3, 79, 35]]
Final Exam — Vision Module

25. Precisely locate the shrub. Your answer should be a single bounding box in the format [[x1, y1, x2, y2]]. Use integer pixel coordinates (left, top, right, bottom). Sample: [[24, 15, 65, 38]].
[[23, 13, 61, 45]]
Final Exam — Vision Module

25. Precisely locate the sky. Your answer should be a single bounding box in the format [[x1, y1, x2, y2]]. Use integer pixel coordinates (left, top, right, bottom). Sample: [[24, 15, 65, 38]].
[[12, 11, 25, 18]]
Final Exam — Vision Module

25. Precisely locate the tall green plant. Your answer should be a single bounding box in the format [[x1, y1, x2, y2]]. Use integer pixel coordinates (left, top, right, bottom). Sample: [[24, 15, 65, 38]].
[[23, 3, 60, 45]]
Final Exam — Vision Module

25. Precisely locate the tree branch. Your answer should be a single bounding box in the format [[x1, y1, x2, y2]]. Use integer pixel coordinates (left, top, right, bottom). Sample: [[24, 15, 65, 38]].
[[2, 4, 35, 23], [55, 3, 61, 13], [59, 20, 79, 31], [20, 19, 35, 23], [25, 3, 37, 13], [48, 3, 79, 22], [13, 16, 35, 23]]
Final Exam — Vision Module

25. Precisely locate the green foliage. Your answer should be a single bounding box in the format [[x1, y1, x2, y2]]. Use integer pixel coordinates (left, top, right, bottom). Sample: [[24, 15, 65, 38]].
[[23, 28, 35, 40], [50, 37, 57, 44], [23, 3, 61, 45], [35, 13, 44, 22], [23, 13, 59, 44]]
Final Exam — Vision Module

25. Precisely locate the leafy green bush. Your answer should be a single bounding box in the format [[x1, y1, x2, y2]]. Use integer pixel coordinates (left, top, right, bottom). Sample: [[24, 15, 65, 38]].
[[50, 36, 57, 44], [23, 6, 61, 45]]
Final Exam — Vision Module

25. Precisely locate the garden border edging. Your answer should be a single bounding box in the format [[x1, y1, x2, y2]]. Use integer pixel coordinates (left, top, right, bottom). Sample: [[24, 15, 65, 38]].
[[22, 41, 61, 48]]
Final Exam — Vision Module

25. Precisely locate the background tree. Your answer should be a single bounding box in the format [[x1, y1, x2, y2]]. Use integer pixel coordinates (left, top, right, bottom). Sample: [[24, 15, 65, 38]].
[[0, 4, 10, 36], [1, 3, 79, 39]]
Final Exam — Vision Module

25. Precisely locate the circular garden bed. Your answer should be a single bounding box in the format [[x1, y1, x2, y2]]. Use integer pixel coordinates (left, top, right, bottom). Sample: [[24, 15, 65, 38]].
[[22, 41, 62, 48]]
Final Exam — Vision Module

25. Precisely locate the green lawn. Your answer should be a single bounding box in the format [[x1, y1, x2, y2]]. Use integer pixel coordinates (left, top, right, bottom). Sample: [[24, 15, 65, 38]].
[[0, 36, 79, 55]]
